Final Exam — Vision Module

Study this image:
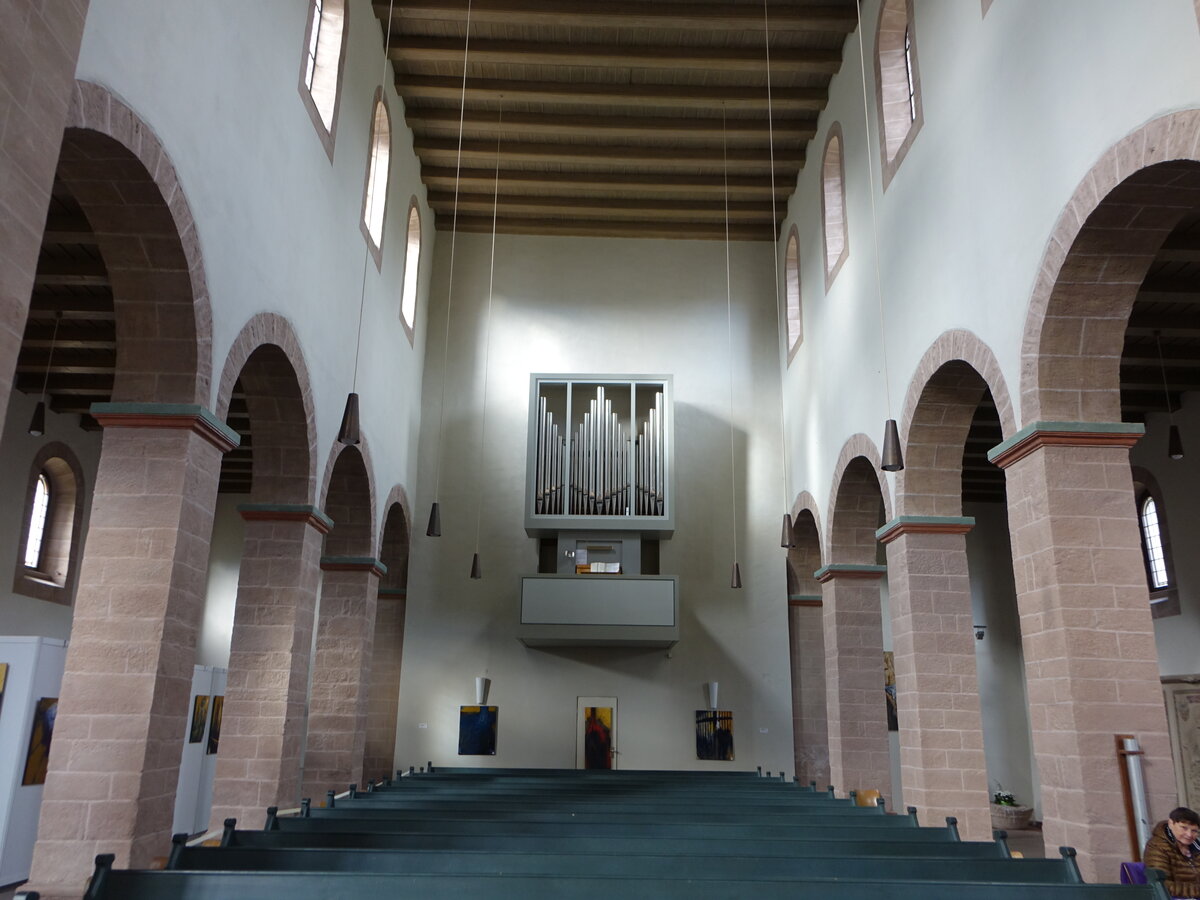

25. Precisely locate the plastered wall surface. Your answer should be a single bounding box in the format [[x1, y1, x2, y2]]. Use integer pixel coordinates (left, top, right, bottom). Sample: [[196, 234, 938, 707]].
[[0, 392, 101, 639], [781, 0, 1200, 511], [398, 233, 795, 772], [74, 0, 433, 509]]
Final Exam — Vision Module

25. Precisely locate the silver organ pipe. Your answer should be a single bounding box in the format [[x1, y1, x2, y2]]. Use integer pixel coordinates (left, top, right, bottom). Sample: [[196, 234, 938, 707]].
[[532, 383, 664, 519]]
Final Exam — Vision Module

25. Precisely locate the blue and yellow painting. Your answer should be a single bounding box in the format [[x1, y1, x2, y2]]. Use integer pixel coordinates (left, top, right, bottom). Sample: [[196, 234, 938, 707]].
[[695, 709, 734, 761], [459, 705, 498, 755]]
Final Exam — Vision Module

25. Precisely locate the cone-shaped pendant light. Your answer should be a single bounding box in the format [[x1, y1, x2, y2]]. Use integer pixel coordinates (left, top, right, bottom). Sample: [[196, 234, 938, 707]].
[[731, 562, 743, 589], [470, 552, 482, 580], [1156, 331, 1184, 460], [426, 501, 441, 537], [780, 513, 795, 548], [28, 401, 46, 437], [881, 419, 903, 471], [29, 311, 61, 437], [1169, 423, 1185, 460], [337, 392, 360, 445]]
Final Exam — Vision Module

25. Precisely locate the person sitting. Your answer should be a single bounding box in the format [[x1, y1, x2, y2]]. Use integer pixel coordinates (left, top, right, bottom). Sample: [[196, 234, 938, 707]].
[[1144, 806, 1200, 898]]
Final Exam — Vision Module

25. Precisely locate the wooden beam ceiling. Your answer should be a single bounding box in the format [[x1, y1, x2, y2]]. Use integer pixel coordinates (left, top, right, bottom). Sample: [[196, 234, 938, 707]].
[[377, 0, 855, 239]]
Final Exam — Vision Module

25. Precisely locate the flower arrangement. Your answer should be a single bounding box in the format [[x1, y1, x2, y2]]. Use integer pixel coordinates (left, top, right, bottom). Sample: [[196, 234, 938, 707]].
[[992, 789, 1016, 806]]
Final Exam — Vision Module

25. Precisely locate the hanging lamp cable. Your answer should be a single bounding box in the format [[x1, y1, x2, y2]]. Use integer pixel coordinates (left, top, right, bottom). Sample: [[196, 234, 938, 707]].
[[723, 107, 742, 589], [427, 0, 473, 534], [471, 106, 503, 578]]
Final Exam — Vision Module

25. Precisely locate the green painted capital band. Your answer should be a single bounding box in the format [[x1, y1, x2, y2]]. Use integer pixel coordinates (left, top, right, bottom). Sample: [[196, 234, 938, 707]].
[[986, 420, 1144, 463], [237, 503, 335, 531], [876, 516, 976, 540], [320, 555, 388, 575], [813, 564, 887, 583], [89, 401, 241, 449]]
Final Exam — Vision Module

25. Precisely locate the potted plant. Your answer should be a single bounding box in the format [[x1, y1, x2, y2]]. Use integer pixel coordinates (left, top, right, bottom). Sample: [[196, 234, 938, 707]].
[[990, 787, 1034, 830]]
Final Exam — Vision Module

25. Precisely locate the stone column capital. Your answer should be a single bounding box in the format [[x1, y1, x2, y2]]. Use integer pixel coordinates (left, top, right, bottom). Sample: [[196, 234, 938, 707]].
[[378, 587, 407, 599], [814, 564, 887, 584], [876, 516, 975, 545], [320, 556, 387, 577], [987, 420, 1143, 469], [788, 594, 822, 607], [90, 402, 241, 453], [237, 503, 334, 534]]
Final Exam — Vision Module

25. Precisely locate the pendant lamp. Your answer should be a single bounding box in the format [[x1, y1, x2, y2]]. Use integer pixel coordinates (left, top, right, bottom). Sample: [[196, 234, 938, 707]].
[[1156, 330, 1184, 460], [29, 311, 62, 437]]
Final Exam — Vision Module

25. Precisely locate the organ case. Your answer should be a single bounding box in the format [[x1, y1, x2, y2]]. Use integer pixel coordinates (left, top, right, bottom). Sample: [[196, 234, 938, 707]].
[[525, 375, 674, 538]]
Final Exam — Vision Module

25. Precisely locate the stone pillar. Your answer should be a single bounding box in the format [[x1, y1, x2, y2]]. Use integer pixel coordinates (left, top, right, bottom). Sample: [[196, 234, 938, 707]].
[[990, 422, 1175, 881], [363, 587, 406, 784], [879, 516, 991, 841], [0, 2, 89, 436], [28, 405, 236, 893], [302, 557, 384, 798], [209, 504, 330, 829], [788, 596, 829, 787], [816, 564, 892, 801]]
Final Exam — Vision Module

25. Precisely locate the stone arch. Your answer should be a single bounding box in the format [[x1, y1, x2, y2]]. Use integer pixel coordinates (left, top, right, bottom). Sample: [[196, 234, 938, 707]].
[[215, 313, 318, 504], [825, 434, 893, 561], [363, 484, 413, 783], [787, 490, 824, 595], [60, 80, 211, 404], [893, 330, 1017, 517], [1020, 109, 1200, 422], [319, 437, 378, 559]]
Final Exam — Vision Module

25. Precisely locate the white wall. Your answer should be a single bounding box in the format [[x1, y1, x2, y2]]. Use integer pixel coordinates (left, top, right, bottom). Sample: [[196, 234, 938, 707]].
[[0, 392, 101, 640], [398, 233, 794, 772], [1137, 397, 1200, 678], [781, 0, 1200, 520], [75, 0, 432, 524], [965, 501, 1038, 817], [196, 495, 246, 670]]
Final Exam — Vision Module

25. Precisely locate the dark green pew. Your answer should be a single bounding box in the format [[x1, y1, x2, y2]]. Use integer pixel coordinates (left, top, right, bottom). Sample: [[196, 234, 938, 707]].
[[80, 857, 1174, 900], [222, 821, 995, 858], [358, 785, 847, 806], [297, 804, 913, 828], [264, 810, 960, 842], [167, 839, 1083, 883]]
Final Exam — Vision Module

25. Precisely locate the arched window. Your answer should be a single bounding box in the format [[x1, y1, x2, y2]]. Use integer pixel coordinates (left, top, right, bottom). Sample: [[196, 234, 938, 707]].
[[400, 201, 421, 340], [361, 94, 392, 262], [821, 124, 848, 287], [1133, 469, 1178, 619], [874, 0, 923, 188], [785, 227, 802, 361], [1139, 495, 1169, 590], [298, 0, 349, 159], [15, 445, 86, 606], [23, 474, 50, 569]]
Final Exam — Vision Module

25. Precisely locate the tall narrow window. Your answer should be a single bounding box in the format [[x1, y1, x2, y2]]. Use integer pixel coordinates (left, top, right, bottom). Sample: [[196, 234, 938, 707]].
[[23, 474, 50, 569], [14, 445, 85, 606], [875, 0, 924, 189], [400, 201, 422, 340], [785, 227, 802, 360], [361, 95, 392, 260], [820, 125, 848, 287], [298, 0, 348, 159], [1140, 496, 1169, 590]]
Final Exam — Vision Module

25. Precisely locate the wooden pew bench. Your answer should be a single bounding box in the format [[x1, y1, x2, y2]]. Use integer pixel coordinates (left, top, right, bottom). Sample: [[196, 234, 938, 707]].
[[77, 857, 1174, 900], [167, 839, 1084, 883]]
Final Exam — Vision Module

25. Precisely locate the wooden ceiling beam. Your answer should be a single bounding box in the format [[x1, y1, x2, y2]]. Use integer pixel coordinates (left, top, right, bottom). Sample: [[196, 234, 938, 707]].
[[378, 1, 857, 32], [428, 191, 775, 221], [406, 108, 816, 142], [421, 166, 791, 197], [42, 214, 98, 245], [14, 372, 114, 394], [437, 213, 776, 241], [33, 258, 108, 287], [397, 75, 829, 111], [28, 288, 115, 315], [390, 38, 843, 73], [413, 137, 803, 168]]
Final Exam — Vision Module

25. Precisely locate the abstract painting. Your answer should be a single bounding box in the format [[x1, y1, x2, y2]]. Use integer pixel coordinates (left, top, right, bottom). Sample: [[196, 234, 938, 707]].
[[696, 709, 734, 761], [458, 705, 498, 755], [206, 695, 223, 755], [189, 694, 210, 744], [0, 662, 8, 720], [583, 706, 613, 769], [884, 650, 898, 732], [22, 696, 58, 785]]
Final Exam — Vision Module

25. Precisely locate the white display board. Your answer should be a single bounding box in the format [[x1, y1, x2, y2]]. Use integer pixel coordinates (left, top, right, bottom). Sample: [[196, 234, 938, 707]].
[[0, 636, 68, 886], [172, 665, 226, 836]]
